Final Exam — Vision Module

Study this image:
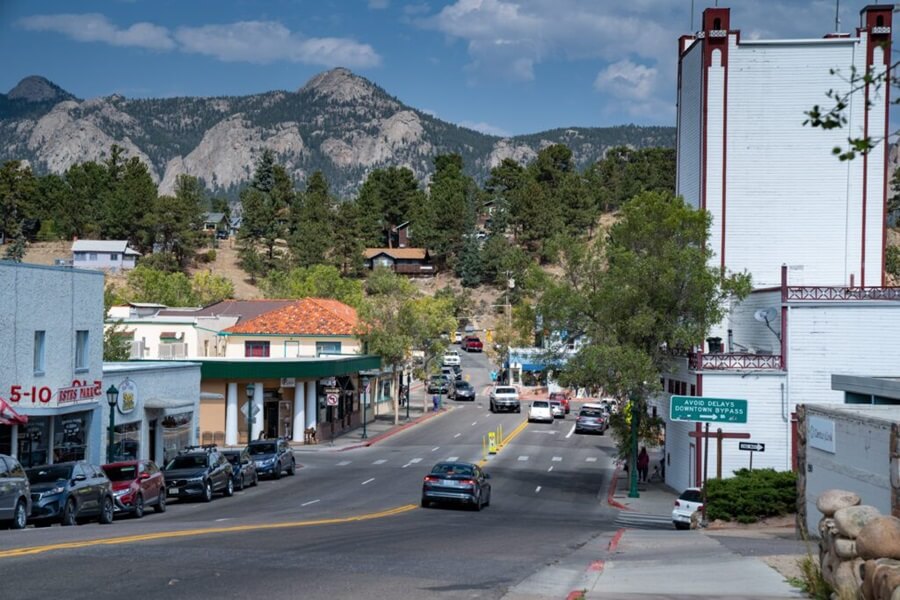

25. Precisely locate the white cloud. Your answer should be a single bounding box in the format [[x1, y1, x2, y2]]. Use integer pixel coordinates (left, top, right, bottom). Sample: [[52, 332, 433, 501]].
[[459, 120, 510, 137], [18, 13, 175, 50], [594, 59, 657, 101], [368, 0, 390, 9]]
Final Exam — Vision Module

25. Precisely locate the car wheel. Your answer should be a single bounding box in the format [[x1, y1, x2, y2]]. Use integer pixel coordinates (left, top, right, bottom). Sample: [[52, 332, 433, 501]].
[[99, 496, 114, 525], [133, 493, 144, 519], [61, 499, 77, 526], [420, 498, 430, 508], [252, 472, 259, 487], [600, 430, 605, 436], [273, 466, 282, 480], [473, 493, 482, 512], [224, 478, 234, 497], [287, 460, 296, 476], [485, 489, 491, 507], [11, 499, 27, 530], [515, 406, 521, 413], [489, 402, 495, 413], [674, 522, 689, 530], [155, 491, 167, 513], [202, 481, 213, 503]]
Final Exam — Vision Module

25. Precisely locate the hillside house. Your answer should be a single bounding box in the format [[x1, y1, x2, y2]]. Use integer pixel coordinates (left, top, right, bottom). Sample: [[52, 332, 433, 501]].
[[363, 248, 434, 276], [72, 240, 140, 272]]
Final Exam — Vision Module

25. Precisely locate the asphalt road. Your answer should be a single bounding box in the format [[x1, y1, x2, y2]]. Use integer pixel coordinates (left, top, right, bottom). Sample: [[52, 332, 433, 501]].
[[0, 351, 621, 600]]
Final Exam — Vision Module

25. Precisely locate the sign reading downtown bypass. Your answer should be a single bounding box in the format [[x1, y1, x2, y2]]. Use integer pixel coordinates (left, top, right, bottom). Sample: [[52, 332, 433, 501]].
[[670, 395, 748, 424]]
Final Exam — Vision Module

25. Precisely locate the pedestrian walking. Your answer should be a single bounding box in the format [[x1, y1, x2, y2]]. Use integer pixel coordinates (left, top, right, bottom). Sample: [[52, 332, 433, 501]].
[[637, 446, 650, 483]]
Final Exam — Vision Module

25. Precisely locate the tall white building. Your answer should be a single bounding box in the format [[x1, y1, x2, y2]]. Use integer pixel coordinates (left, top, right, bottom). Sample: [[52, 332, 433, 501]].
[[656, 5, 899, 492]]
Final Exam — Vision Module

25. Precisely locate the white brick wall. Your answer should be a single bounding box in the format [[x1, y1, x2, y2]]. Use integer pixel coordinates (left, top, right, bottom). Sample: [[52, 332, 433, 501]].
[[677, 43, 703, 208]]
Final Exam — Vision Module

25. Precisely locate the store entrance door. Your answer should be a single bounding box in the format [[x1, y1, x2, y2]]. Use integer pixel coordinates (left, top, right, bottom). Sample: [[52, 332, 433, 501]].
[[148, 420, 157, 464]]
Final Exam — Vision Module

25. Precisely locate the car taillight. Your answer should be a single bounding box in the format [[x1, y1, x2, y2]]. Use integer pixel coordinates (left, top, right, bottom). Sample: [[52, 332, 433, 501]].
[[674, 500, 680, 507], [424, 476, 440, 483], [460, 479, 475, 486]]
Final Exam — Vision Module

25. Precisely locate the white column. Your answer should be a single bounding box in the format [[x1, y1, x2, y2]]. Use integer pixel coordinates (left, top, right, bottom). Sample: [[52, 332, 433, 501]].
[[305, 381, 317, 430], [225, 383, 238, 446], [251, 382, 264, 441], [10, 425, 17, 458], [292, 382, 306, 443]]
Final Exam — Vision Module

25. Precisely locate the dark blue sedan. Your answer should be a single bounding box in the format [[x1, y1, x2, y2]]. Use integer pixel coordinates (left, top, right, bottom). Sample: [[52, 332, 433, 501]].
[[421, 462, 491, 511]]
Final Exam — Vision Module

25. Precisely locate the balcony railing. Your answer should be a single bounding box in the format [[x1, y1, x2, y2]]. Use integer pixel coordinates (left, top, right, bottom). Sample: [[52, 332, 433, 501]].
[[393, 263, 435, 275], [785, 286, 900, 302], [689, 352, 784, 371]]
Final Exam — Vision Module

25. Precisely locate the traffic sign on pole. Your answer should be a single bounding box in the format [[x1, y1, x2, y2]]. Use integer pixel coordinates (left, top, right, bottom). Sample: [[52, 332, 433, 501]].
[[670, 396, 748, 424], [326, 393, 339, 406], [738, 442, 765, 452]]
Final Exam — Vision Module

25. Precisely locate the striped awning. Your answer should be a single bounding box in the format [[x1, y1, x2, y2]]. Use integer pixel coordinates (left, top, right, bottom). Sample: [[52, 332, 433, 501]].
[[0, 397, 27, 425]]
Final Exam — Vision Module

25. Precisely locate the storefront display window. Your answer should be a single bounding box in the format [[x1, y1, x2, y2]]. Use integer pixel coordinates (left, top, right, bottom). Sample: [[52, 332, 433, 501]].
[[161, 412, 192, 464], [112, 421, 141, 461], [18, 418, 49, 468], [53, 412, 89, 463]]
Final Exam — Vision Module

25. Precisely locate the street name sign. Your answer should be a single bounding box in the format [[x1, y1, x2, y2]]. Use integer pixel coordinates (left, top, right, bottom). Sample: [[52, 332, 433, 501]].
[[739, 442, 765, 452], [670, 396, 748, 424]]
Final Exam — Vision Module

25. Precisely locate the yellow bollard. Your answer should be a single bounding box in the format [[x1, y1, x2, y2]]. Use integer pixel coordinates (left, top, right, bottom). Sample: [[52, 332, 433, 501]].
[[482, 435, 487, 460], [488, 431, 497, 454], [499, 424, 504, 446]]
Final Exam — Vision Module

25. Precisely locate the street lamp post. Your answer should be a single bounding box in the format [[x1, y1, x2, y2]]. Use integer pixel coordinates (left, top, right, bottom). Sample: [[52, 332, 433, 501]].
[[106, 385, 119, 463], [245, 383, 255, 444], [628, 392, 641, 498], [406, 370, 411, 421], [361, 376, 370, 439]]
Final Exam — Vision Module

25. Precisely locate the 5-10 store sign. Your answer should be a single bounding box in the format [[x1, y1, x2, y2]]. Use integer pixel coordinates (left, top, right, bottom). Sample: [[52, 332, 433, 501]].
[[8, 380, 102, 405]]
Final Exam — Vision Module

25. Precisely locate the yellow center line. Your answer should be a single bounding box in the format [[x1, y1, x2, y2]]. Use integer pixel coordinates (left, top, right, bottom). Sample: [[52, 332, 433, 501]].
[[0, 504, 418, 560]]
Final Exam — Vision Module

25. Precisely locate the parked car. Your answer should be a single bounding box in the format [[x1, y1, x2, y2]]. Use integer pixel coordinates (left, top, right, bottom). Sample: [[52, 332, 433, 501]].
[[421, 461, 491, 510], [427, 374, 452, 394], [223, 449, 259, 490], [549, 399, 565, 419], [450, 380, 476, 401], [164, 445, 233, 502], [489, 386, 520, 413], [453, 331, 464, 344], [102, 459, 166, 518], [672, 487, 704, 530], [462, 336, 483, 352], [441, 365, 462, 381], [247, 438, 295, 479], [27, 462, 114, 526], [574, 406, 608, 434], [549, 392, 571, 414], [442, 350, 461, 366], [0, 454, 30, 529], [528, 400, 554, 423]]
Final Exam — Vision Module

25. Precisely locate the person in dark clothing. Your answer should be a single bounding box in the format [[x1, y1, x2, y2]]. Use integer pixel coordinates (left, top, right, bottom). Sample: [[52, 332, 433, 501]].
[[637, 446, 650, 483]]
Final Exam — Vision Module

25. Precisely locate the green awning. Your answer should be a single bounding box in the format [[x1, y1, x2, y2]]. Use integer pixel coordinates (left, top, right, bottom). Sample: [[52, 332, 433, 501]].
[[134, 355, 382, 380]]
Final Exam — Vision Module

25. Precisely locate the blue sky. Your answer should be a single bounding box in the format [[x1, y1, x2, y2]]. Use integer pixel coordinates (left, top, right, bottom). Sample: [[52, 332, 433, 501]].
[[0, 0, 883, 136]]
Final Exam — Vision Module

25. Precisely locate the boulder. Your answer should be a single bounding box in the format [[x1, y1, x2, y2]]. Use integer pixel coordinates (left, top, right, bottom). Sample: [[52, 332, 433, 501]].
[[817, 489, 862, 517], [862, 559, 900, 600], [821, 549, 838, 587], [820, 516, 836, 538], [835, 537, 859, 560], [836, 505, 883, 539], [875, 564, 900, 600], [834, 558, 864, 595], [859, 517, 900, 560]]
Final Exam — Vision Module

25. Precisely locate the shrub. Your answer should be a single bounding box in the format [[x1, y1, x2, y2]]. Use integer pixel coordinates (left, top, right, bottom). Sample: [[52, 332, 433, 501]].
[[196, 249, 216, 263], [705, 468, 796, 523]]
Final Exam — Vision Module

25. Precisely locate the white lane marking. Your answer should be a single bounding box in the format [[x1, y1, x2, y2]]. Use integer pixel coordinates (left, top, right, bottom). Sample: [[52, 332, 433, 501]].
[[517, 456, 529, 461], [337, 460, 351, 466], [454, 433, 462, 438], [373, 459, 387, 465], [566, 424, 576, 439], [361, 478, 375, 485], [301, 499, 320, 507], [431, 447, 440, 452], [548, 466, 554, 472], [409, 458, 422, 463], [552, 456, 563, 462], [447, 456, 459, 461], [215, 518, 231, 522], [472, 421, 478, 426], [535, 486, 542, 493], [586, 457, 598, 463]]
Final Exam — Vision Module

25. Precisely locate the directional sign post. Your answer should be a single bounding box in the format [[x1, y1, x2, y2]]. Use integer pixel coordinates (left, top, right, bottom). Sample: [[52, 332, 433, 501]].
[[739, 441, 765, 470], [670, 396, 748, 424]]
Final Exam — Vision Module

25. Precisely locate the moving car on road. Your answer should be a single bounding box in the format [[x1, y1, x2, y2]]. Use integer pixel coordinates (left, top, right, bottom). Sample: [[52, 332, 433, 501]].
[[103, 459, 167, 518], [462, 336, 483, 352], [0, 453, 30, 529], [672, 487, 704, 530], [549, 392, 571, 414], [442, 350, 461, 366], [450, 380, 476, 401], [549, 399, 565, 419], [574, 405, 607, 435], [223, 449, 259, 490], [441, 366, 462, 381], [27, 462, 115, 526], [427, 374, 452, 394], [164, 446, 233, 502], [248, 438, 295, 479], [489, 386, 520, 413], [528, 400, 554, 423], [421, 461, 491, 510]]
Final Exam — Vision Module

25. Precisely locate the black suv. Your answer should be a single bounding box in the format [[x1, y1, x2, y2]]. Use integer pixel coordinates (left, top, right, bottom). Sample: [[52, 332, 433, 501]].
[[164, 445, 234, 502], [27, 462, 114, 526], [247, 439, 295, 479]]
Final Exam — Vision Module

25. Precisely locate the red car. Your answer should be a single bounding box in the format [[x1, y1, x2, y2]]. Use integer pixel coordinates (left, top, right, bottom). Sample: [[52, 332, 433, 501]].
[[549, 392, 570, 414], [462, 336, 483, 352], [102, 459, 167, 518]]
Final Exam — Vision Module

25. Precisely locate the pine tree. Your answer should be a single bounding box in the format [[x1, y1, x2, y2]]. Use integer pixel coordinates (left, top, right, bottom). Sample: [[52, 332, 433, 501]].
[[456, 236, 483, 287], [292, 171, 335, 268]]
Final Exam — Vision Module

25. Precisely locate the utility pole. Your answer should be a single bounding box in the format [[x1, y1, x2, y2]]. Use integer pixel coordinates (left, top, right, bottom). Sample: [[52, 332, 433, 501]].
[[628, 392, 640, 498], [506, 271, 514, 385]]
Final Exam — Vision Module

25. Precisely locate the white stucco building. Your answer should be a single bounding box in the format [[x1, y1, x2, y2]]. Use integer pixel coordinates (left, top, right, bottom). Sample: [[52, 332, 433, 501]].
[[655, 5, 899, 493], [72, 240, 140, 272]]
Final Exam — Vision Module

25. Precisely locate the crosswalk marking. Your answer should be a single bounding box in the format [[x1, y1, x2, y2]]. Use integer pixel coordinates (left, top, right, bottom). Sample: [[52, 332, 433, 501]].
[[552, 456, 563, 462], [337, 461, 351, 466], [518, 456, 529, 461], [361, 478, 375, 485], [373, 459, 387, 465], [409, 458, 422, 463], [614, 512, 674, 530], [586, 457, 598, 462], [447, 456, 459, 461]]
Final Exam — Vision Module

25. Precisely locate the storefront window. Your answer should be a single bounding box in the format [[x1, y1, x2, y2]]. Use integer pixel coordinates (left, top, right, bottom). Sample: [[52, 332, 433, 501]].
[[113, 421, 141, 461], [53, 413, 89, 463], [161, 412, 193, 464]]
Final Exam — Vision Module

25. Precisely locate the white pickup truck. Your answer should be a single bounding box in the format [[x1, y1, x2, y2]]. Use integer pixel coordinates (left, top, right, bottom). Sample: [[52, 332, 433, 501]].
[[489, 386, 520, 413], [442, 350, 461, 367]]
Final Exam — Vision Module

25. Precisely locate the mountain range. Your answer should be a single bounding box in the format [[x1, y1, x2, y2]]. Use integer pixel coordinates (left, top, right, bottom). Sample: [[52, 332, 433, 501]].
[[0, 68, 675, 197]]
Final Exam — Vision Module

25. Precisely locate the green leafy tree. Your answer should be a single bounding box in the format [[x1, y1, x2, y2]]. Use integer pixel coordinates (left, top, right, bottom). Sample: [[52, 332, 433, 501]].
[[332, 201, 365, 276], [191, 270, 235, 306], [239, 152, 291, 273], [355, 167, 423, 247], [125, 266, 197, 306], [414, 154, 477, 262], [260, 265, 364, 307], [291, 171, 335, 268], [61, 161, 108, 238], [3, 228, 26, 262], [0, 161, 38, 242], [455, 236, 483, 287], [150, 174, 205, 268], [103, 285, 132, 361], [101, 148, 156, 249]]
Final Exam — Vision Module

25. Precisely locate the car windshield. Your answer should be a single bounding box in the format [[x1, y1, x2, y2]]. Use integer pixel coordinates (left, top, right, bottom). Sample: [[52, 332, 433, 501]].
[[224, 454, 242, 465], [249, 443, 276, 455], [455, 382, 471, 390], [431, 463, 474, 476], [495, 387, 516, 394], [532, 401, 549, 408], [103, 465, 138, 481], [550, 401, 561, 407], [27, 465, 73, 483], [680, 489, 703, 503], [166, 455, 207, 470], [580, 409, 603, 417]]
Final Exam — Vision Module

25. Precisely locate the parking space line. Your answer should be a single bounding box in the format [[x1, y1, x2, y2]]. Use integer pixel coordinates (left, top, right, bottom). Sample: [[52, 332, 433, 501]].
[[301, 499, 320, 506], [361, 478, 375, 485], [565, 424, 576, 439]]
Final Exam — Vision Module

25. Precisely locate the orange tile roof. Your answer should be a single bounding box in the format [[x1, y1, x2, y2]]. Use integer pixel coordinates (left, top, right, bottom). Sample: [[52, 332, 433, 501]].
[[223, 298, 358, 336], [364, 247, 428, 260]]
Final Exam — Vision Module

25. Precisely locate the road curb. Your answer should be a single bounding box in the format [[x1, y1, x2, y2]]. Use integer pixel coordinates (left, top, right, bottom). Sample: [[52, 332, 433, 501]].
[[337, 406, 453, 452], [608, 527, 625, 552], [606, 463, 632, 511], [566, 528, 626, 599]]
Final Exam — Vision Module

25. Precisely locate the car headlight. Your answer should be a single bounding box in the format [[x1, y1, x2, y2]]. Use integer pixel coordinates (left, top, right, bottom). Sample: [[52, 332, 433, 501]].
[[186, 476, 204, 483], [42, 486, 65, 497], [261, 458, 276, 466], [113, 488, 130, 497]]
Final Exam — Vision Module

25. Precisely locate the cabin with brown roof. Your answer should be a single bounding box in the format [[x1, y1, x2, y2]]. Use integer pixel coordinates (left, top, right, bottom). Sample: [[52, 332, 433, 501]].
[[363, 247, 434, 276]]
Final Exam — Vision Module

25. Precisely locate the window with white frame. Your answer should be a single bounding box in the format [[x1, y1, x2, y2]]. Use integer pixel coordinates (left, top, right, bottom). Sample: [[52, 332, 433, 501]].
[[75, 330, 89, 370], [33, 330, 46, 374], [315, 341, 342, 355]]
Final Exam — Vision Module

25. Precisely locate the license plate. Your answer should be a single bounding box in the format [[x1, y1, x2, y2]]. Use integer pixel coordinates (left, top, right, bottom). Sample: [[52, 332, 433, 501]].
[[168, 487, 179, 495]]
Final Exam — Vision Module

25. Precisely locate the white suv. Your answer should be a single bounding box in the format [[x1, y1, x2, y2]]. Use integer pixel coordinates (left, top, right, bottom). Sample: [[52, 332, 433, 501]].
[[528, 400, 554, 423], [672, 487, 703, 530], [489, 386, 520, 413], [442, 350, 461, 367]]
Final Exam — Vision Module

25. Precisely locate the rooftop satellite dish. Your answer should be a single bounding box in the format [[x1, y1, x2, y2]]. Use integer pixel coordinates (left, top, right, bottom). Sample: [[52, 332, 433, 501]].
[[753, 308, 777, 323]]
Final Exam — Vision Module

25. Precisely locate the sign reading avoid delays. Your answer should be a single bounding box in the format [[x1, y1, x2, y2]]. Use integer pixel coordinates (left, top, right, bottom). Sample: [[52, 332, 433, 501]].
[[670, 395, 748, 424]]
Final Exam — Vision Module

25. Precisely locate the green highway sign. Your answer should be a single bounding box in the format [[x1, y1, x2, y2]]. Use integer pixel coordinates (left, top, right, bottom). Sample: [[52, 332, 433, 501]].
[[670, 395, 748, 424]]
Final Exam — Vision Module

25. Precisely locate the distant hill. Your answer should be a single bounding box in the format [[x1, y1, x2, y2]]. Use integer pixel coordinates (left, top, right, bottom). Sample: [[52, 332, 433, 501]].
[[0, 68, 675, 197]]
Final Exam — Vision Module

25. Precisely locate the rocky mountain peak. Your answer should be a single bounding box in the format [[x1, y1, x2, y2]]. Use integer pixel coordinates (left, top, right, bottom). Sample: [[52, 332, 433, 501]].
[[8, 76, 74, 103], [299, 67, 383, 104]]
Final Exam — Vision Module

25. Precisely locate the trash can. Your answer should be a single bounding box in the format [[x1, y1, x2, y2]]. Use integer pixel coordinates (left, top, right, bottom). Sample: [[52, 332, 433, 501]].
[[432, 394, 440, 411]]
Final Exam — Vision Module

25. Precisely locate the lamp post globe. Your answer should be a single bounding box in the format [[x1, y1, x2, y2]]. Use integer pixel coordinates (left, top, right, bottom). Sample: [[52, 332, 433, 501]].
[[106, 385, 119, 463], [360, 377, 370, 439]]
